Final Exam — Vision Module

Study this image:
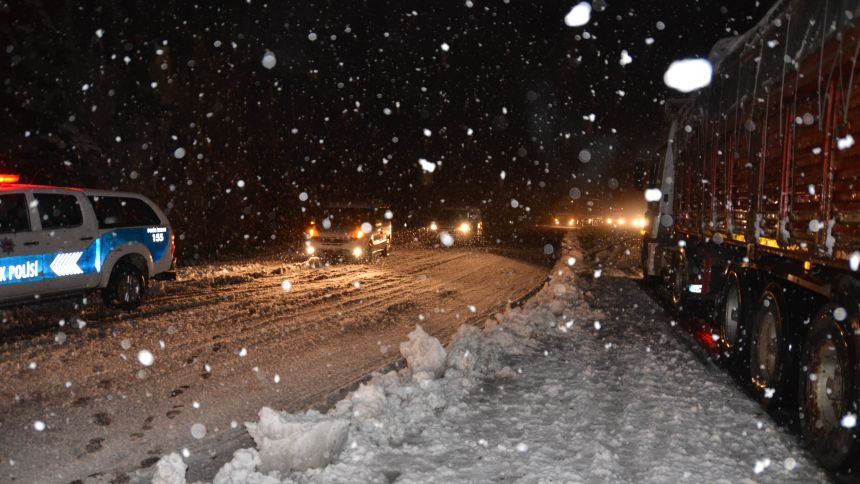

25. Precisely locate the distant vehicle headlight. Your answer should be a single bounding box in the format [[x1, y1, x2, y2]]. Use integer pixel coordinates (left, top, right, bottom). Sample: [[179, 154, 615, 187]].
[[568, 218, 575, 226], [352, 247, 363, 258], [553, 218, 560, 225], [458, 222, 472, 234], [306, 245, 316, 255], [607, 218, 614, 225], [618, 218, 626, 225], [430, 222, 438, 231]]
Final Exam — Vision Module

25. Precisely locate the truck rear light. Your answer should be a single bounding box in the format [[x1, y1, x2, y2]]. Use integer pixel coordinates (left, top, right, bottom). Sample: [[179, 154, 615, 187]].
[[170, 232, 176, 255]]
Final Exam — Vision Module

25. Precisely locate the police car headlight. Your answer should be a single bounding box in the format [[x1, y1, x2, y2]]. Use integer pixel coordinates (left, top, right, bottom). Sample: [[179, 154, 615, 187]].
[[458, 222, 471, 234], [306, 246, 316, 255], [352, 247, 363, 258], [429, 222, 438, 231]]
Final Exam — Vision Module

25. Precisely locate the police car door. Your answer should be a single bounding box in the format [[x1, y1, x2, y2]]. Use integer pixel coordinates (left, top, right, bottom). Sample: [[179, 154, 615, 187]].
[[32, 190, 100, 293], [0, 190, 44, 301]]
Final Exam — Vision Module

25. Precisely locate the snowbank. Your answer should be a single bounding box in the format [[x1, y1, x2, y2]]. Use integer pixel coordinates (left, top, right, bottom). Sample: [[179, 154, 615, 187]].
[[156, 235, 827, 483]]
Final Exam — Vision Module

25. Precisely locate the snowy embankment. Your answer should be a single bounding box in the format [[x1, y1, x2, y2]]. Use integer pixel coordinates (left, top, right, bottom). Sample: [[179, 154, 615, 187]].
[[154, 234, 828, 483]]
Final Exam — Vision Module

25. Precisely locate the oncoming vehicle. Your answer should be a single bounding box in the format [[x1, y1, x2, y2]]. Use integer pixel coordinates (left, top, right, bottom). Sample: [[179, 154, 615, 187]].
[[0, 175, 175, 310], [426, 207, 483, 244], [304, 203, 392, 262]]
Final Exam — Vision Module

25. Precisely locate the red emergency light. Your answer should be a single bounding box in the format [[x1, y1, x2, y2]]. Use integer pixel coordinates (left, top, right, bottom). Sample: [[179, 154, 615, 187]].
[[0, 174, 20, 184]]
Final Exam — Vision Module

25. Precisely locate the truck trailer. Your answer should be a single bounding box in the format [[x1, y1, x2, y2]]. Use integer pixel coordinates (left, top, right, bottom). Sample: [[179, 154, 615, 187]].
[[641, 0, 860, 471]]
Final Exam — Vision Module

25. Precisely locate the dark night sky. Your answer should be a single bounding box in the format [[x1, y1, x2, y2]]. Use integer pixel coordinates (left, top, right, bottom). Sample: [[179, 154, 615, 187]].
[[0, 0, 776, 258]]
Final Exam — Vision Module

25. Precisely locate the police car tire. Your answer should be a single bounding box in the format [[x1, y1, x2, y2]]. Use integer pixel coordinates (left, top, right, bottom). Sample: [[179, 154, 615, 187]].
[[103, 263, 146, 310]]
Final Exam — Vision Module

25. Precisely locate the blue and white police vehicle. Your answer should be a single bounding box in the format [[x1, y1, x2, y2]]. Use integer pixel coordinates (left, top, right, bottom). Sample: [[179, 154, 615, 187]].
[[0, 174, 175, 310]]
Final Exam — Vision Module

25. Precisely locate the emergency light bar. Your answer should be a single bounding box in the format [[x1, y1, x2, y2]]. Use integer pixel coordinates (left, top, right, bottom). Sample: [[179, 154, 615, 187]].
[[0, 174, 20, 184]]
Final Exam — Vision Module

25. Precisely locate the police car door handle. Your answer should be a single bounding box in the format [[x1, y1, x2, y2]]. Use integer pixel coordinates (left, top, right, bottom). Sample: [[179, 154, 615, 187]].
[[23, 241, 39, 246], [80, 236, 94, 241]]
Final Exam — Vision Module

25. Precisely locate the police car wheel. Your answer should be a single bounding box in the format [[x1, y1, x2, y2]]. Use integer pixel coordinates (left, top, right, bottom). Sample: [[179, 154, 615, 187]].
[[103, 263, 146, 310]]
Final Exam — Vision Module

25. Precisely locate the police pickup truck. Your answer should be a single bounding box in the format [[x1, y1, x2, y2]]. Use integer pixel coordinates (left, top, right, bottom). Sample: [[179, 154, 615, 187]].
[[0, 175, 175, 310]]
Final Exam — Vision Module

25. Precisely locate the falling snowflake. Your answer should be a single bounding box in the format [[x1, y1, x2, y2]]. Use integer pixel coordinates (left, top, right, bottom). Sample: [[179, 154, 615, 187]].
[[663, 58, 713, 93], [564, 2, 592, 27], [261, 50, 277, 69], [418, 158, 436, 173], [137, 350, 154, 367]]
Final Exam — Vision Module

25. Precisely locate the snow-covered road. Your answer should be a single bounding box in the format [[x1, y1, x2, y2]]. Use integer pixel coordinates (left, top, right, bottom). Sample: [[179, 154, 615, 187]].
[[155, 231, 833, 483], [0, 246, 549, 483]]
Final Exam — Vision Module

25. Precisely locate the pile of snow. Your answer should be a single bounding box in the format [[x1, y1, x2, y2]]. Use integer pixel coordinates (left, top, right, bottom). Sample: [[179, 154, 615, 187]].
[[245, 407, 349, 474], [156, 235, 827, 483]]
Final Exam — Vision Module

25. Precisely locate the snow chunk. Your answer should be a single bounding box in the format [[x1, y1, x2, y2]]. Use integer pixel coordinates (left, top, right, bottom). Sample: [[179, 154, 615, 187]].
[[564, 2, 592, 27], [619, 50, 633, 66], [212, 448, 279, 484], [400, 325, 447, 378], [245, 407, 349, 473], [152, 453, 187, 484], [663, 58, 713, 93]]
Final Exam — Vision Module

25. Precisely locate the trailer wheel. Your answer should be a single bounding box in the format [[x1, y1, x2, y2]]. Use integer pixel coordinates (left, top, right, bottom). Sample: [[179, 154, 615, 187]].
[[719, 270, 754, 374], [749, 284, 791, 406], [798, 304, 859, 471]]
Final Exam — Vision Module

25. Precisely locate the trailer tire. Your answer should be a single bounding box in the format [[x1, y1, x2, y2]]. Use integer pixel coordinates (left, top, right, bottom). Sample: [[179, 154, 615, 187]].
[[798, 303, 860, 471], [749, 283, 792, 407], [718, 270, 755, 376]]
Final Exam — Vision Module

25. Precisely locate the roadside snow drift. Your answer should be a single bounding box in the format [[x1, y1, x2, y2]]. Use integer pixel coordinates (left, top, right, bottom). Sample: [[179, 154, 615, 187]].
[[157, 234, 829, 483]]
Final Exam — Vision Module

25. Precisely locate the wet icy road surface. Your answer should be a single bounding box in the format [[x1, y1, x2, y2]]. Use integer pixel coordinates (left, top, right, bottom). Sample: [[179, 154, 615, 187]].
[[213, 230, 830, 484], [0, 245, 549, 483]]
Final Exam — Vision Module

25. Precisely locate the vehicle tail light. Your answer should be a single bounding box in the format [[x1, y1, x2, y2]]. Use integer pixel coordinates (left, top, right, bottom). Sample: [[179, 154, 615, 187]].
[[0, 174, 20, 183]]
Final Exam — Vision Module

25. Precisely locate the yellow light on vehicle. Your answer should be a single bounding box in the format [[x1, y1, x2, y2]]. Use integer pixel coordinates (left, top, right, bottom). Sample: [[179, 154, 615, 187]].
[[458, 222, 471, 234], [639, 229, 647, 235], [803, 260, 812, 271], [354, 229, 365, 239], [430, 222, 438, 231], [307, 227, 318, 237], [352, 247, 364, 258]]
